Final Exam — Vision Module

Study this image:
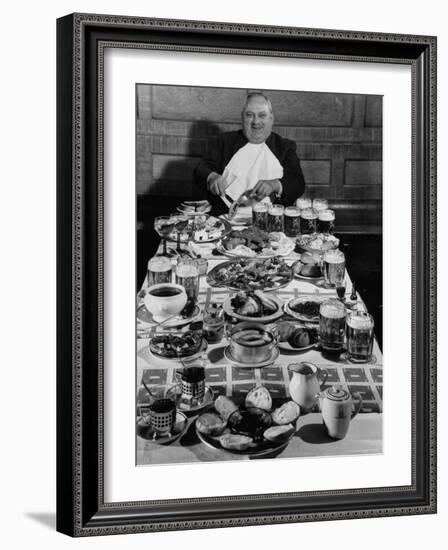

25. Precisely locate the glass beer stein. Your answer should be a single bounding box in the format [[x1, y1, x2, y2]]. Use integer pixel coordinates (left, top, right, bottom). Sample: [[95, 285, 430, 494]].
[[322, 248, 345, 288], [346, 310, 374, 363], [319, 299, 346, 357]]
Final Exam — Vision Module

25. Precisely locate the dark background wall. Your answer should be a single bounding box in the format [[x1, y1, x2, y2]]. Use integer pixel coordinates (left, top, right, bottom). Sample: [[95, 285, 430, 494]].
[[136, 84, 382, 233]]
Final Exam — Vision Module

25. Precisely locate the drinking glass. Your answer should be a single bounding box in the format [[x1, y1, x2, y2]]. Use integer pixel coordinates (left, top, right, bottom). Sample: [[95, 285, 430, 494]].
[[284, 206, 301, 237], [322, 248, 345, 288], [202, 302, 225, 344], [175, 259, 200, 305], [317, 209, 336, 234], [319, 299, 346, 357], [252, 202, 269, 231], [154, 216, 175, 257], [346, 310, 374, 363], [312, 198, 329, 212], [268, 204, 284, 232], [147, 256, 172, 287], [170, 214, 190, 252], [299, 207, 317, 235], [296, 197, 312, 210]]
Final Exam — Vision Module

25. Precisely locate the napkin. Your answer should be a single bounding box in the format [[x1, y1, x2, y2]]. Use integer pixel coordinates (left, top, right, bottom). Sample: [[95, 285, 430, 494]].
[[223, 142, 284, 200]]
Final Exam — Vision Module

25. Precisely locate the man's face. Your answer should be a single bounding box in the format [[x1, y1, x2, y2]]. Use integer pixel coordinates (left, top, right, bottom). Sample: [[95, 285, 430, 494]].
[[242, 96, 274, 144]]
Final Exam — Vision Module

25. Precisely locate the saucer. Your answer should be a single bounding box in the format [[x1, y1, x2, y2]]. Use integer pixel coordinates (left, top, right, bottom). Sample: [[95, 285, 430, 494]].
[[167, 385, 215, 413], [136, 411, 188, 444], [223, 346, 280, 368], [137, 303, 201, 328]]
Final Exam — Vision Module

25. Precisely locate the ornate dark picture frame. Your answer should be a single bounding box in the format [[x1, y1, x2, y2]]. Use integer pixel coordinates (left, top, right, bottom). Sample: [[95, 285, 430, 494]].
[[56, 13, 437, 537]]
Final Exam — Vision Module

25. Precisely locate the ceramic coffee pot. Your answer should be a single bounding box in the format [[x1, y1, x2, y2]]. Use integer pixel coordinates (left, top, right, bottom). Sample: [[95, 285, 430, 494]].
[[317, 385, 363, 439]]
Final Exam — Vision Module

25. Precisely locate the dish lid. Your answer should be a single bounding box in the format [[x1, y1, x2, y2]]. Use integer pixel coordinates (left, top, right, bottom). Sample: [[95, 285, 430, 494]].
[[324, 385, 350, 401]]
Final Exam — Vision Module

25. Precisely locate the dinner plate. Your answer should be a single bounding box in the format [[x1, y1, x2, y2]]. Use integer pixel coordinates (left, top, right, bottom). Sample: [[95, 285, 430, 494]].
[[222, 294, 284, 323], [223, 346, 280, 368], [277, 333, 318, 352], [136, 411, 188, 444], [136, 303, 201, 328], [177, 203, 212, 216], [291, 259, 323, 280], [266, 321, 319, 352], [148, 338, 208, 363], [284, 295, 328, 323]]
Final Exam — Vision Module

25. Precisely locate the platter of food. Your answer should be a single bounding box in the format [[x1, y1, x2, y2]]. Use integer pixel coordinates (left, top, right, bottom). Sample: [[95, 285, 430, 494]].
[[273, 321, 319, 352], [149, 331, 207, 361], [284, 295, 328, 323], [296, 233, 340, 254], [207, 257, 293, 292], [166, 215, 231, 244], [223, 290, 284, 322], [218, 228, 294, 258], [177, 200, 211, 215], [292, 252, 323, 280], [195, 388, 300, 456]]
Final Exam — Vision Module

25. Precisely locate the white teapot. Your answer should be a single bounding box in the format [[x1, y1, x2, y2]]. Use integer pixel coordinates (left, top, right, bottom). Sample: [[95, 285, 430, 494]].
[[317, 385, 363, 439]]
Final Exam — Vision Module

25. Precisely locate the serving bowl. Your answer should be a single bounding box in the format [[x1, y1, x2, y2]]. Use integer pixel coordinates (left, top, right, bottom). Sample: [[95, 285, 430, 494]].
[[228, 322, 277, 364]]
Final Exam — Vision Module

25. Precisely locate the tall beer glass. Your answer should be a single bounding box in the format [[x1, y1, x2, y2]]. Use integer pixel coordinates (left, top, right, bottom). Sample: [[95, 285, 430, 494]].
[[322, 249, 345, 287], [268, 204, 284, 232], [312, 198, 328, 213], [147, 256, 172, 287], [296, 197, 312, 210], [175, 259, 200, 304], [346, 311, 374, 363], [252, 201, 269, 231], [284, 206, 301, 237], [317, 209, 335, 234], [319, 299, 346, 355], [299, 207, 317, 235]]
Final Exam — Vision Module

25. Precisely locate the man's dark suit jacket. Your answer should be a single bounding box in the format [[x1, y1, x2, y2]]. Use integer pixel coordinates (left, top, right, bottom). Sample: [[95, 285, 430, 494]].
[[193, 130, 306, 215]]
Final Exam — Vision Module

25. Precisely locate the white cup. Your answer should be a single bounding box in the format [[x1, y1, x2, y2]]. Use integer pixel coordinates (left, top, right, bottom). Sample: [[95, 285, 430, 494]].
[[144, 283, 187, 322]]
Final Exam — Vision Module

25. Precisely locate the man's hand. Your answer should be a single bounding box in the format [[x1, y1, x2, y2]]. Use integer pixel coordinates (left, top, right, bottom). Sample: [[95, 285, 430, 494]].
[[207, 172, 230, 196], [250, 179, 282, 200]]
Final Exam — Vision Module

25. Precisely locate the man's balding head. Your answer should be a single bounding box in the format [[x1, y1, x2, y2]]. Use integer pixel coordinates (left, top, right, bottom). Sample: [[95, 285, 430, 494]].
[[241, 92, 274, 144]]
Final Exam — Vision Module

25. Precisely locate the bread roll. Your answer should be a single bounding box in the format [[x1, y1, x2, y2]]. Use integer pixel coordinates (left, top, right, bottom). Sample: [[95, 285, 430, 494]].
[[219, 434, 254, 451], [272, 401, 301, 425], [288, 328, 311, 348], [263, 424, 295, 443], [214, 396, 238, 421], [245, 386, 272, 411], [196, 412, 226, 436]]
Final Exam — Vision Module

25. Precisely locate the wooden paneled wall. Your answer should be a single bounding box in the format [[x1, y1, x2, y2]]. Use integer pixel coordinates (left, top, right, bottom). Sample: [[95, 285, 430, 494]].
[[136, 85, 382, 232]]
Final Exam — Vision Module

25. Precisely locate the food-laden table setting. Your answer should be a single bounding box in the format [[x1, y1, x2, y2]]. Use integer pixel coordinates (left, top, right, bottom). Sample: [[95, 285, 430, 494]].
[[136, 199, 383, 464]]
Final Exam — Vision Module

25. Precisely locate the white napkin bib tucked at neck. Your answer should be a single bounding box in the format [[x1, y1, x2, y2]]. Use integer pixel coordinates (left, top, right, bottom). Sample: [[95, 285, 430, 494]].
[[223, 142, 284, 200]]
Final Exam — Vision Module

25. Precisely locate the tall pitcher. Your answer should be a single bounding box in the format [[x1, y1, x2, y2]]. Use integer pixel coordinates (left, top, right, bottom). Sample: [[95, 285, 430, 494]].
[[288, 362, 328, 411]]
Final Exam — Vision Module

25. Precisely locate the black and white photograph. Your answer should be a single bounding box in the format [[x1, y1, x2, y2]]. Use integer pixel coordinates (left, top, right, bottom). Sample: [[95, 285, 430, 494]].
[[135, 84, 383, 465]]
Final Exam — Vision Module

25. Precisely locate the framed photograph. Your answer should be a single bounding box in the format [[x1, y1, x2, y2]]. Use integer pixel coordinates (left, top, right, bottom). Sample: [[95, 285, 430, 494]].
[[56, 13, 437, 536]]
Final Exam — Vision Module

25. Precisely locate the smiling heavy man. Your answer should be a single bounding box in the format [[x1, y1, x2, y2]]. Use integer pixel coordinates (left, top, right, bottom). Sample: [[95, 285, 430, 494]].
[[194, 92, 306, 214]]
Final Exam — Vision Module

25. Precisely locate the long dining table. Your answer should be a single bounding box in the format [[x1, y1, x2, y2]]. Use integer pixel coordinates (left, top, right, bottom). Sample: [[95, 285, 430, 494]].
[[136, 235, 383, 465]]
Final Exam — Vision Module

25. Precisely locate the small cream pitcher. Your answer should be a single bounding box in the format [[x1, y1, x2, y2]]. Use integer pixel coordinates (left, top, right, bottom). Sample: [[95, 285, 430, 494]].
[[288, 362, 328, 411], [317, 385, 363, 439]]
